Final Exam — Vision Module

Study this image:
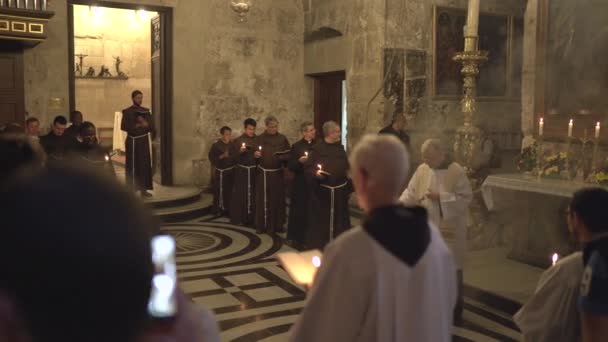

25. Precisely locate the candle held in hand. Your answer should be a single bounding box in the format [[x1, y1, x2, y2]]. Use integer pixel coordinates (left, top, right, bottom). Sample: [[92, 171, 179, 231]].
[[304, 151, 308, 157], [317, 164, 322, 171], [258, 146, 262, 151], [105, 155, 110, 162], [568, 119, 573, 137], [241, 142, 246, 149], [539, 117, 544, 136], [312, 256, 321, 268], [596, 122, 601, 139], [552, 253, 559, 266]]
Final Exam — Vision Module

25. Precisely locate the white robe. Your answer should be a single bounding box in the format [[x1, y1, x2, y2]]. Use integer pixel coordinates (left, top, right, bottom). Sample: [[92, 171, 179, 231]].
[[289, 224, 457, 342], [400, 162, 472, 269], [514, 252, 583, 342]]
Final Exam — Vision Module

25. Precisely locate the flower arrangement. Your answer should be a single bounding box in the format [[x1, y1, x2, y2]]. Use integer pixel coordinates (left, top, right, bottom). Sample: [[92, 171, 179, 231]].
[[517, 143, 537, 173], [595, 159, 608, 186], [539, 152, 568, 178]]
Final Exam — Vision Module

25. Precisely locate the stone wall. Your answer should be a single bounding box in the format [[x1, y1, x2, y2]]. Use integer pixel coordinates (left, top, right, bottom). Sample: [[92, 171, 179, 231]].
[[304, 0, 526, 155], [73, 5, 155, 128]]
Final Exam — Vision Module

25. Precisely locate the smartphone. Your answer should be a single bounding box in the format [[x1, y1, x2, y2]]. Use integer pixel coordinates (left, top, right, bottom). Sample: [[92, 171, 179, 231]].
[[147, 235, 177, 318]]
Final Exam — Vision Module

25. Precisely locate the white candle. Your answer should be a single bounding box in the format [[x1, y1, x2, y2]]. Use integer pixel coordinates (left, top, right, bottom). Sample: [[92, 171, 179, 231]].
[[465, 0, 480, 37], [304, 151, 309, 157], [568, 119, 573, 137], [539, 118, 544, 136], [596, 122, 601, 139], [241, 142, 245, 148], [552, 253, 559, 266]]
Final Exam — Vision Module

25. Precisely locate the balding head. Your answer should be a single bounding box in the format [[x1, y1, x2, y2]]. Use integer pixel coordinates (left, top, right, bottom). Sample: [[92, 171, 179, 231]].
[[350, 134, 410, 212]]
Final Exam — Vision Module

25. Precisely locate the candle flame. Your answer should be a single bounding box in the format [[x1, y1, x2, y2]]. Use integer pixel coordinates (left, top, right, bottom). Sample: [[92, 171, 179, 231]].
[[552, 253, 559, 266], [258, 146, 262, 150], [540, 118, 544, 124], [317, 164, 322, 170], [105, 155, 110, 162], [305, 151, 308, 157], [569, 119, 573, 125], [312, 256, 321, 268], [597, 122, 601, 128]]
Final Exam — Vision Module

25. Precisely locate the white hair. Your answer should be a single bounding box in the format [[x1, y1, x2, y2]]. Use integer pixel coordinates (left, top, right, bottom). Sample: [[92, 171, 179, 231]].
[[349, 134, 410, 197], [421, 138, 443, 157], [322, 121, 340, 137]]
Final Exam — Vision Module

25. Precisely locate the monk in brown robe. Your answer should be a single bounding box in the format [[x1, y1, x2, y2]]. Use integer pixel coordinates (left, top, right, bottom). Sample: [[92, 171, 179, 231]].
[[254, 116, 290, 235], [286, 121, 316, 248], [69, 121, 116, 178], [230, 118, 258, 226], [208, 126, 235, 216], [305, 120, 352, 249], [121, 90, 155, 197]]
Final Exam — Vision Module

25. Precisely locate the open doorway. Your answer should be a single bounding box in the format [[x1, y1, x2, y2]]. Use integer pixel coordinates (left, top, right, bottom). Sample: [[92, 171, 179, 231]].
[[68, 1, 173, 185], [310, 71, 348, 148]]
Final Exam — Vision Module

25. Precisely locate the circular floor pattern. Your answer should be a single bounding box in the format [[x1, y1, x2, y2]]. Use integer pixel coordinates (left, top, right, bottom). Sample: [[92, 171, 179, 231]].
[[174, 231, 218, 254]]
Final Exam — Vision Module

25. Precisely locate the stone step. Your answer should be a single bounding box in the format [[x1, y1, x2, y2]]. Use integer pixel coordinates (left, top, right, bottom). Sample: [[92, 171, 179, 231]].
[[143, 186, 203, 209], [153, 193, 213, 223]]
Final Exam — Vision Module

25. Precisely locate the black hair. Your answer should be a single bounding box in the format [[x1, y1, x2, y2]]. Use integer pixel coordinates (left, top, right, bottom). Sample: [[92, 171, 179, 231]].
[[79, 121, 96, 135], [25, 117, 39, 125], [0, 165, 155, 341], [243, 118, 257, 128], [220, 126, 232, 134], [70, 110, 83, 121], [570, 188, 608, 234], [132, 90, 143, 99], [53, 115, 68, 126]]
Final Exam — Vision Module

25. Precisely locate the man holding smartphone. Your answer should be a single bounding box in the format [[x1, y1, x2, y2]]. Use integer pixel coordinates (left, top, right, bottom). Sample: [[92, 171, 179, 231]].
[[0, 164, 220, 342]]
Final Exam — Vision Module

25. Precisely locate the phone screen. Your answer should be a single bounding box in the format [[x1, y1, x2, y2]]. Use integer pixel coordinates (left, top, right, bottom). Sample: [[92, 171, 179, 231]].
[[147, 235, 177, 318]]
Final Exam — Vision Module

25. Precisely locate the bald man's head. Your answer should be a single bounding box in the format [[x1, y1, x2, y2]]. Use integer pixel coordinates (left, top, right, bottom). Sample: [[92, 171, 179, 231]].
[[350, 134, 410, 211]]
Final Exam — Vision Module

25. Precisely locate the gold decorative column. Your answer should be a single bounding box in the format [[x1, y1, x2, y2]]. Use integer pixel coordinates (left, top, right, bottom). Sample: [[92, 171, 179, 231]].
[[453, 0, 488, 174]]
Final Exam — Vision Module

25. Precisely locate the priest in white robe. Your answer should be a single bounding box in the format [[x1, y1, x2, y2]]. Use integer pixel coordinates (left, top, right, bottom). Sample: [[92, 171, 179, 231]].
[[290, 134, 457, 342], [399, 138, 472, 320]]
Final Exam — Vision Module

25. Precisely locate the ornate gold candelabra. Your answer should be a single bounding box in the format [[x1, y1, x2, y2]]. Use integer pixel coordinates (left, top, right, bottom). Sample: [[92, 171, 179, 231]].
[[230, 0, 251, 23], [452, 36, 488, 174]]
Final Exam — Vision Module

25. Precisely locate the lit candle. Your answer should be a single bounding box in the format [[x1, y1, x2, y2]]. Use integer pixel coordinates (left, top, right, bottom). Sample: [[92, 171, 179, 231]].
[[258, 146, 262, 151], [552, 253, 559, 266], [568, 119, 573, 137], [539, 117, 544, 136], [312, 256, 321, 268], [104, 155, 110, 162], [596, 122, 601, 139], [317, 164, 322, 171], [241, 142, 246, 149], [304, 151, 309, 157]]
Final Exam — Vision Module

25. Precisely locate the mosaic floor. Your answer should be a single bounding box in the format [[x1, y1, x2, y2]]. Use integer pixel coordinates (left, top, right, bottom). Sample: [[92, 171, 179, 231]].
[[164, 214, 523, 342]]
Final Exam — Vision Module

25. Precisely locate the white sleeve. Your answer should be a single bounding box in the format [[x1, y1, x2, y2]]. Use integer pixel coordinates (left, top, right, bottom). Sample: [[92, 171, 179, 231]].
[[289, 242, 370, 342], [439, 173, 472, 219], [514, 266, 581, 342], [400, 170, 420, 206]]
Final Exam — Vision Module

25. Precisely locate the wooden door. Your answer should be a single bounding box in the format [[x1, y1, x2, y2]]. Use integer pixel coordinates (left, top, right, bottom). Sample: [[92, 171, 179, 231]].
[[0, 48, 25, 125], [312, 71, 345, 139], [151, 14, 173, 185]]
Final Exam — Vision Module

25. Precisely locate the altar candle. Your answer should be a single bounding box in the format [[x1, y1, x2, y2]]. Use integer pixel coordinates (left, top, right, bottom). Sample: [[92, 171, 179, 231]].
[[465, 0, 480, 38], [312, 256, 321, 268], [539, 118, 544, 136], [552, 253, 559, 266], [568, 119, 573, 137], [596, 122, 601, 139]]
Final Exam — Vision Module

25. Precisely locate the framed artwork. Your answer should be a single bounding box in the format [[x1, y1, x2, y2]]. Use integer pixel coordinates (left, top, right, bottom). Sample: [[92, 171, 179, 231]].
[[405, 49, 427, 116], [534, 0, 608, 141], [383, 48, 405, 116], [432, 6, 523, 99]]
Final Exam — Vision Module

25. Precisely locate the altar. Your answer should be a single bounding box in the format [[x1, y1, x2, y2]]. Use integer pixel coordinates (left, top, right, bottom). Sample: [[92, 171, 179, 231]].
[[482, 173, 606, 268]]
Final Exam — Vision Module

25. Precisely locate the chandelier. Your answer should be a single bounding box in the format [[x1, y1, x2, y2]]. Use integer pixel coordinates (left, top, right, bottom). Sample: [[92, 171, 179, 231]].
[[230, 0, 251, 23]]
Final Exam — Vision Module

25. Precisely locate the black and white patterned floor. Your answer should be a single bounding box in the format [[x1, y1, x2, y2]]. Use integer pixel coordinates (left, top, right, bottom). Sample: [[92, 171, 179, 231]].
[[164, 215, 523, 342]]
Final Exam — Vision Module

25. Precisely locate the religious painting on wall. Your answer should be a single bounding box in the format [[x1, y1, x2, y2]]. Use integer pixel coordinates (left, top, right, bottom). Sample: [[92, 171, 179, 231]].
[[405, 49, 427, 117], [383, 48, 405, 117], [433, 7, 521, 98], [544, 0, 608, 117]]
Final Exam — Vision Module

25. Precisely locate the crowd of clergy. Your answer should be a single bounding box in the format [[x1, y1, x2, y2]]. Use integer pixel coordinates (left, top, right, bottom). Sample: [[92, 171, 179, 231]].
[[2, 99, 608, 340]]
